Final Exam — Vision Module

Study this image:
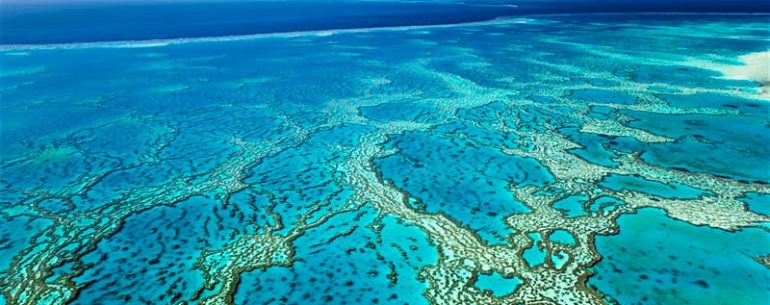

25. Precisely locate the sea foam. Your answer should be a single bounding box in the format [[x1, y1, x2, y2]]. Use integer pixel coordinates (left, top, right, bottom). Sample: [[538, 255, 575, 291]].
[[719, 51, 770, 97], [687, 50, 770, 98]]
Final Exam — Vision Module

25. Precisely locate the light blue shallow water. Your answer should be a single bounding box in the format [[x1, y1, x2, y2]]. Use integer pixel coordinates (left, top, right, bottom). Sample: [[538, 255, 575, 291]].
[[590, 208, 770, 305], [741, 192, 770, 216], [1, 11, 769, 305], [475, 272, 522, 297]]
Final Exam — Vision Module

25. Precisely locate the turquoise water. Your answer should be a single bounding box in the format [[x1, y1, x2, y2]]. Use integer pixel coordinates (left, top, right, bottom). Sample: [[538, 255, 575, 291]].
[[475, 272, 522, 297], [522, 232, 548, 267], [552, 194, 590, 218], [741, 192, 770, 216], [1, 10, 770, 305], [548, 229, 576, 246], [590, 208, 770, 305]]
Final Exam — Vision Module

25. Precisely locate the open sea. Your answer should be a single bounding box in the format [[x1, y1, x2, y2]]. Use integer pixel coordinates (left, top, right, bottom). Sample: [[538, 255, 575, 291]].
[[1, 1, 769, 305]]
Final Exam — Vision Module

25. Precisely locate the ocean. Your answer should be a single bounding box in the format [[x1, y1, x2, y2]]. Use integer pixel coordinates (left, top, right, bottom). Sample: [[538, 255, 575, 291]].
[[1, 2, 769, 305]]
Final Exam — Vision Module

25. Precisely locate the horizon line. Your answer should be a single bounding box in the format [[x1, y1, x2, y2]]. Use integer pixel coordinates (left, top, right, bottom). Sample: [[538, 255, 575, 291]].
[[2, 12, 769, 51]]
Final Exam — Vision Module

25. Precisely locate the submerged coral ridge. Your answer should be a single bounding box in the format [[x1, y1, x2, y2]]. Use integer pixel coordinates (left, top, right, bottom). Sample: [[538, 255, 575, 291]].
[[1, 14, 769, 305]]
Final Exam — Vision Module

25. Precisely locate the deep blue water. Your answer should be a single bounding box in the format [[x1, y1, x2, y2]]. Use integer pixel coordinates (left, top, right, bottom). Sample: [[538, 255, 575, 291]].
[[2, 0, 770, 44], [0, 1, 516, 44]]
